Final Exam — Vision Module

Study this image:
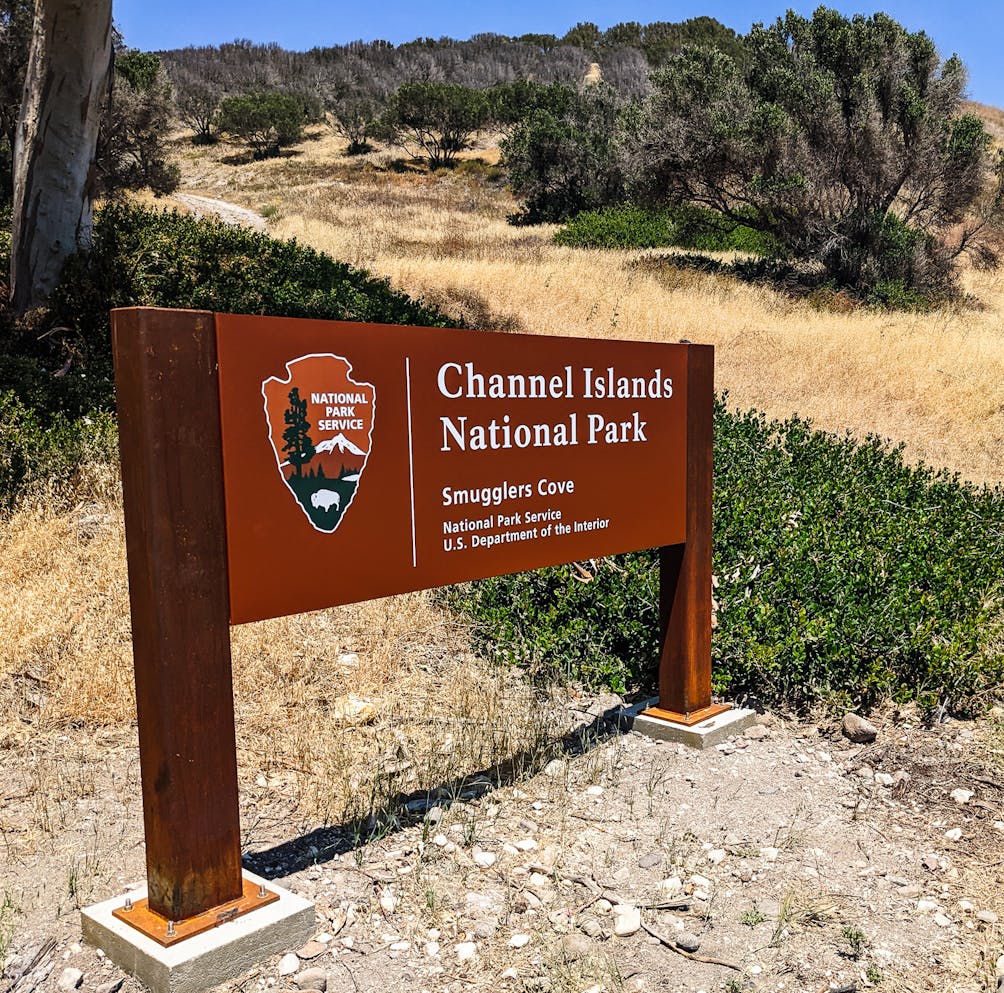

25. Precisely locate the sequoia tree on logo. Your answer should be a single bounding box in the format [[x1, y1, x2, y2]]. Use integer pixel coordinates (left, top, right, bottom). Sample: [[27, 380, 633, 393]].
[[263, 354, 375, 533]]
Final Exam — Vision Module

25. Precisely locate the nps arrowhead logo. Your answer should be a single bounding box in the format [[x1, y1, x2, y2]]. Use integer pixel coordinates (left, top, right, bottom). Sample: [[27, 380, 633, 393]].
[[263, 354, 375, 534]]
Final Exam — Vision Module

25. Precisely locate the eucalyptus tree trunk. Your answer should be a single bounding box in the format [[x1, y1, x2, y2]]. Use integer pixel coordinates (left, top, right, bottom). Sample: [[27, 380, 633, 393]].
[[9, 0, 112, 312]]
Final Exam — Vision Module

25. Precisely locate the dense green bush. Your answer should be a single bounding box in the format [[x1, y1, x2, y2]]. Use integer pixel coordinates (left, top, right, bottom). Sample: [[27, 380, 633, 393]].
[[38, 202, 458, 413], [501, 84, 626, 224], [445, 401, 1004, 715], [555, 204, 776, 253], [216, 91, 305, 158], [379, 82, 492, 168], [0, 392, 117, 511], [627, 10, 1003, 302], [0, 203, 457, 505]]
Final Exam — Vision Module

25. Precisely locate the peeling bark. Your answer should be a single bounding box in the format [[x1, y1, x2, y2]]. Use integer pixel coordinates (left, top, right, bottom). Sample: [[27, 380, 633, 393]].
[[10, 0, 111, 312]]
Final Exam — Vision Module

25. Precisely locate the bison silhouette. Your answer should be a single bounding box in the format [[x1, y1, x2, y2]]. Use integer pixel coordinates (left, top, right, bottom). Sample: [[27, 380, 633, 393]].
[[310, 489, 341, 513]]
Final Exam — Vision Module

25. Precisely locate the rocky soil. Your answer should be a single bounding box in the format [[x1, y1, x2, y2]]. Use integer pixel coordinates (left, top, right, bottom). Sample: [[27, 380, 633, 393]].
[[3, 699, 1004, 993]]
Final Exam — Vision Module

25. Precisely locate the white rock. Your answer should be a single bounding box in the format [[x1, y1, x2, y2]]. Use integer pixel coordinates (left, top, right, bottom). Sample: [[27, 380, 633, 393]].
[[689, 874, 712, 890], [958, 899, 974, 913], [917, 900, 940, 913], [509, 934, 531, 948], [433, 833, 449, 847], [473, 849, 497, 868], [874, 772, 895, 786], [934, 912, 953, 927], [612, 905, 641, 937], [585, 785, 603, 796], [57, 968, 83, 991], [950, 788, 974, 804], [977, 910, 999, 924], [501, 968, 519, 981], [529, 872, 551, 889], [424, 942, 440, 957], [544, 759, 565, 778], [455, 942, 478, 961], [277, 953, 300, 977], [658, 877, 683, 898], [595, 899, 612, 913], [694, 889, 710, 902], [944, 828, 963, 842], [390, 941, 411, 952], [514, 838, 538, 851], [760, 847, 779, 862], [707, 849, 726, 865], [379, 889, 399, 913], [315, 933, 333, 945]]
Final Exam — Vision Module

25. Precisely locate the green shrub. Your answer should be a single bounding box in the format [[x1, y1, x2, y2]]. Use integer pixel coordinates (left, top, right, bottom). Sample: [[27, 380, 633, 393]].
[[0, 392, 117, 511], [216, 91, 305, 158], [0, 202, 457, 506], [555, 204, 777, 253], [35, 202, 458, 417], [445, 400, 1004, 715]]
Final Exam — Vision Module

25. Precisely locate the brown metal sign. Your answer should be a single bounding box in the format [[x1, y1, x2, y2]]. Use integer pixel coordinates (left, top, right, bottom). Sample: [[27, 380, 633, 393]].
[[110, 307, 717, 937], [215, 315, 690, 623]]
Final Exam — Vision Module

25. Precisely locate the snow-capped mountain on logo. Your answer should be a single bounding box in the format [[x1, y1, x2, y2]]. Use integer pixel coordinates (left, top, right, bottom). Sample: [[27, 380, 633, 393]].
[[316, 433, 366, 457]]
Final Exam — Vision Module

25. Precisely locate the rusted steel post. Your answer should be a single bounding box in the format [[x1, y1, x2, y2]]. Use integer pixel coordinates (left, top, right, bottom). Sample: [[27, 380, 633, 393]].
[[112, 307, 243, 921], [644, 343, 729, 725]]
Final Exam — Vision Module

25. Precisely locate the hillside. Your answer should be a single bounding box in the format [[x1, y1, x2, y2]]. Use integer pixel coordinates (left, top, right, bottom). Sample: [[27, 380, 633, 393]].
[[168, 125, 1004, 488]]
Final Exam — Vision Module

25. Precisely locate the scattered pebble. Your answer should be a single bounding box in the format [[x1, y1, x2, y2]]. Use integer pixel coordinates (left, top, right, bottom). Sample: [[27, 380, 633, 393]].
[[944, 828, 963, 842], [843, 712, 878, 743], [675, 932, 701, 953], [707, 849, 726, 865], [658, 877, 683, 898], [277, 953, 300, 977], [473, 848, 497, 868], [294, 967, 327, 991], [509, 933, 531, 948], [57, 969, 83, 992], [559, 933, 592, 961], [455, 942, 478, 961], [297, 941, 326, 960], [612, 905, 641, 937], [950, 788, 974, 805], [977, 910, 999, 924]]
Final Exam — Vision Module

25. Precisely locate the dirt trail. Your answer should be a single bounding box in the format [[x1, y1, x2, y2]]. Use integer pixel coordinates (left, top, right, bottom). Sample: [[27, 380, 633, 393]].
[[173, 193, 267, 231], [2, 703, 1003, 993]]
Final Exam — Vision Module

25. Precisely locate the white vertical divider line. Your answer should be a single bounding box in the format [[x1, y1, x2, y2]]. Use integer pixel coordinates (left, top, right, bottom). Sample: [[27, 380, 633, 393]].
[[406, 357, 417, 568]]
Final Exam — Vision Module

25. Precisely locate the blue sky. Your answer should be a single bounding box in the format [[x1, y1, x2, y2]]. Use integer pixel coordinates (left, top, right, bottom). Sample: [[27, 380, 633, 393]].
[[114, 1, 1004, 107]]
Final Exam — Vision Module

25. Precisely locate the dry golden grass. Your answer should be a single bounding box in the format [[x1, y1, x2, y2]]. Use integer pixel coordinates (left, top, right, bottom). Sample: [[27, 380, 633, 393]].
[[0, 488, 568, 824], [168, 126, 1004, 486]]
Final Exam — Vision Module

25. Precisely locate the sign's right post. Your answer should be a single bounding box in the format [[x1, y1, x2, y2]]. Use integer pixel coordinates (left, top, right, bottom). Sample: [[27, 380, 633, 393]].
[[642, 344, 731, 726]]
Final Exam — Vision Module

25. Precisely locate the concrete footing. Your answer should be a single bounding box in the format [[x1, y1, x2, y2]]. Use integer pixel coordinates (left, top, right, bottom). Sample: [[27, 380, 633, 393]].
[[81, 871, 314, 993], [629, 700, 757, 749]]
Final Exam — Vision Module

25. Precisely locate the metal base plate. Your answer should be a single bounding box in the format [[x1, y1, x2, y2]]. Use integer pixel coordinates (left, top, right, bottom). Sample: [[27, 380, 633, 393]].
[[112, 878, 278, 947], [638, 702, 732, 727]]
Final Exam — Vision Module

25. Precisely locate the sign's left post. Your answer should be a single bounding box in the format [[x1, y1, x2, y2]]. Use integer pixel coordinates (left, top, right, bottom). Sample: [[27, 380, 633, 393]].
[[111, 307, 244, 925]]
